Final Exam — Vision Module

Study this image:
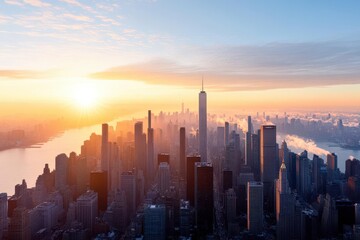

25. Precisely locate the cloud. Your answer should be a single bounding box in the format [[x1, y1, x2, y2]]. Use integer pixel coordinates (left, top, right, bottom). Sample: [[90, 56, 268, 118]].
[[283, 134, 330, 156], [63, 13, 92, 22], [60, 0, 96, 13], [89, 42, 360, 91], [23, 0, 50, 7], [4, 0, 24, 6], [0, 69, 56, 79]]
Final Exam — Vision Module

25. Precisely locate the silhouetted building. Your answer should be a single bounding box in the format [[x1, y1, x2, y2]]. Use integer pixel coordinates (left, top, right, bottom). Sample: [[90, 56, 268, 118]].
[[186, 156, 201, 206], [247, 181, 263, 233], [90, 171, 108, 212], [260, 125, 277, 211], [135, 122, 147, 177], [180, 127, 186, 180], [76, 190, 98, 232], [0, 193, 7, 239], [144, 204, 166, 240], [55, 153, 68, 190], [120, 171, 136, 220], [158, 153, 170, 166], [276, 162, 295, 240], [222, 169, 233, 192], [179, 200, 194, 238], [8, 207, 30, 240], [296, 151, 311, 199], [147, 110, 155, 184], [327, 153, 338, 182], [195, 162, 213, 236], [158, 162, 170, 194], [101, 123, 109, 172]]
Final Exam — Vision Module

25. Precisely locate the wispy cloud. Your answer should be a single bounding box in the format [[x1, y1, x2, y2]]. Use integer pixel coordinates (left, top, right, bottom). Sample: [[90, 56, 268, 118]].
[[23, 0, 50, 7], [63, 13, 92, 22], [4, 0, 24, 6], [90, 41, 360, 91], [0, 69, 55, 79]]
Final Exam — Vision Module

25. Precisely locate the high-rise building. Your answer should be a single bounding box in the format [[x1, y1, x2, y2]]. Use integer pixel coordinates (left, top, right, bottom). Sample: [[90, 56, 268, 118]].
[[247, 181, 263, 233], [327, 153, 338, 182], [158, 162, 170, 194], [135, 122, 147, 177], [186, 156, 201, 206], [76, 190, 98, 231], [120, 172, 136, 219], [8, 207, 30, 240], [55, 153, 68, 190], [158, 153, 170, 166], [225, 188, 237, 227], [101, 123, 109, 172], [147, 110, 155, 183], [0, 193, 7, 239], [276, 162, 295, 240], [225, 122, 230, 147], [216, 126, 225, 149], [260, 125, 277, 211], [222, 169, 233, 193], [251, 132, 261, 181], [296, 151, 311, 199], [194, 162, 213, 236], [180, 127, 186, 180], [320, 194, 338, 238], [199, 82, 207, 162], [104, 190, 127, 232], [179, 200, 194, 238], [90, 171, 108, 212], [245, 116, 253, 165], [144, 204, 166, 240]]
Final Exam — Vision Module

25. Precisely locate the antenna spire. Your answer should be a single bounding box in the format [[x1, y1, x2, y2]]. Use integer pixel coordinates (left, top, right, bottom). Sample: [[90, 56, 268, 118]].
[[201, 75, 204, 91]]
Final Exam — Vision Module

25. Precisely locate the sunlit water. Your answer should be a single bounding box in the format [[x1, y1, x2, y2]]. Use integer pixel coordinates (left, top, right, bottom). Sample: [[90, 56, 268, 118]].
[[277, 133, 360, 173], [0, 124, 101, 195], [0, 113, 144, 196]]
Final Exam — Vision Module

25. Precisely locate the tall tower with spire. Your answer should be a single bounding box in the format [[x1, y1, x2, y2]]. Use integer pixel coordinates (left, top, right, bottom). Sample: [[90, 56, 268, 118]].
[[199, 78, 207, 162], [276, 161, 295, 240]]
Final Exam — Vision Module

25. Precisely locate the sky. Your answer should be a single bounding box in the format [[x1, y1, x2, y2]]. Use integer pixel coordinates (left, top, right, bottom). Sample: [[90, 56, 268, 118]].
[[1, 0, 360, 117]]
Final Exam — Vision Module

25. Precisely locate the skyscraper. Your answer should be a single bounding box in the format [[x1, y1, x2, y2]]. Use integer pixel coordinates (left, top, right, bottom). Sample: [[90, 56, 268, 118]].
[[186, 156, 201, 206], [327, 153, 338, 182], [0, 193, 7, 240], [247, 181, 263, 233], [225, 122, 230, 147], [135, 122, 147, 176], [90, 171, 108, 212], [55, 153, 68, 190], [101, 123, 109, 173], [76, 190, 98, 231], [276, 162, 295, 240], [194, 162, 213, 236], [245, 116, 252, 166], [147, 110, 155, 183], [144, 204, 166, 240], [260, 125, 277, 211], [180, 127, 186, 180], [296, 151, 311, 199], [158, 162, 170, 194], [199, 82, 207, 163], [120, 172, 136, 220]]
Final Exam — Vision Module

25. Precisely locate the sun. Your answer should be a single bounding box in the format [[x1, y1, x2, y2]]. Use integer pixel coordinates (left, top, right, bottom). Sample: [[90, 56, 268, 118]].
[[71, 82, 99, 110]]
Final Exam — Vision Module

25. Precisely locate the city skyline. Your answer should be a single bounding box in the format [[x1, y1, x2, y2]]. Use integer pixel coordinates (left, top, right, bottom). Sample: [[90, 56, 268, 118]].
[[1, 1, 360, 116]]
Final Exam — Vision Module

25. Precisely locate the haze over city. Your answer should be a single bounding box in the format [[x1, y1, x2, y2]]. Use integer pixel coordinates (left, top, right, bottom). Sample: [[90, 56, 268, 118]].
[[1, 1, 360, 240]]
